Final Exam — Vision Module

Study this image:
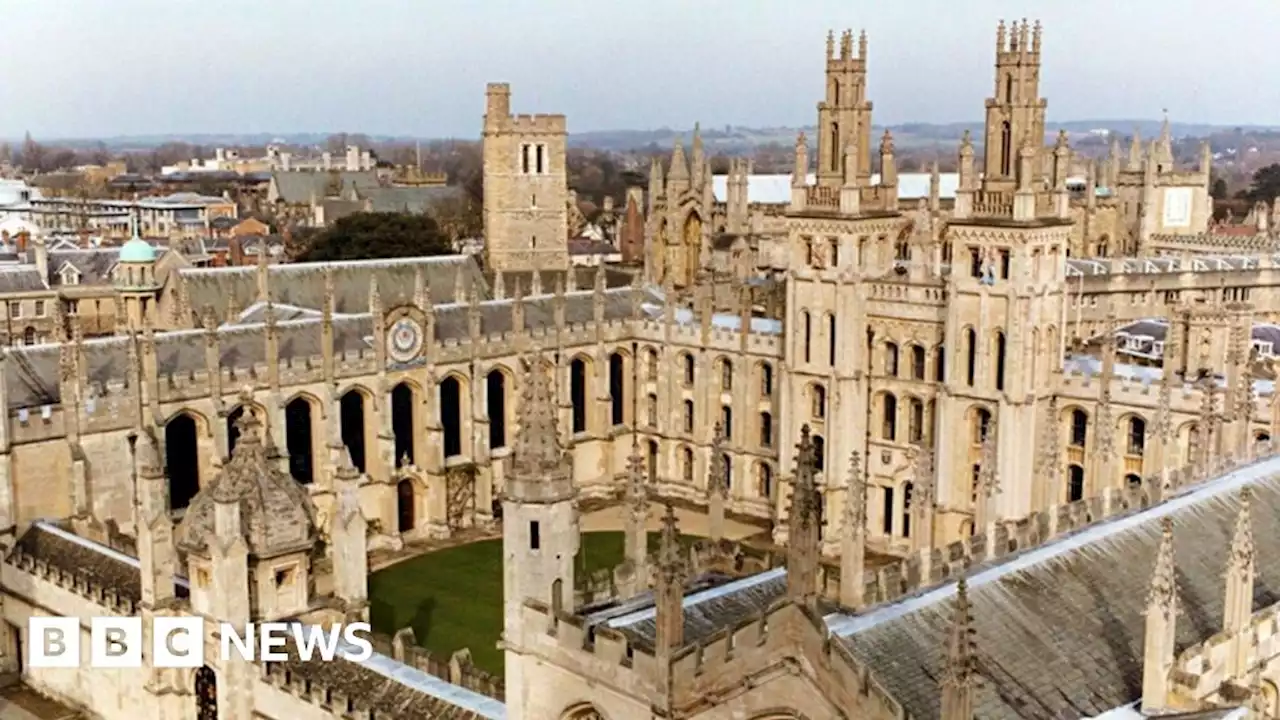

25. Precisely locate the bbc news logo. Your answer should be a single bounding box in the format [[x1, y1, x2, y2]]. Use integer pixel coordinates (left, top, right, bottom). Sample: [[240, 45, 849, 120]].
[[28, 617, 374, 668]]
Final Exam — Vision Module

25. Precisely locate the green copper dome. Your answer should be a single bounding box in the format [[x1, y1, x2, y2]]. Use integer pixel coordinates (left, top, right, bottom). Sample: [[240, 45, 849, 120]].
[[119, 237, 157, 263]]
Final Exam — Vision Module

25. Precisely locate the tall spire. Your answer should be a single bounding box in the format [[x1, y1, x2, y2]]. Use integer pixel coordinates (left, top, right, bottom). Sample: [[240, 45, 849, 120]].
[[1223, 488, 1255, 643], [507, 349, 573, 499], [653, 502, 686, 656], [939, 578, 978, 720], [622, 435, 650, 583], [786, 425, 821, 604], [1141, 517, 1178, 712]]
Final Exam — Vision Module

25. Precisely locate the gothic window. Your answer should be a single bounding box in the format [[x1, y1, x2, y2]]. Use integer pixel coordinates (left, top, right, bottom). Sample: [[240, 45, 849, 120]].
[[802, 311, 812, 362], [1070, 409, 1088, 447], [1068, 465, 1085, 502], [994, 331, 1007, 391], [812, 434, 825, 471], [682, 353, 695, 386], [973, 408, 992, 446], [830, 239, 840, 268], [758, 463, 773, 499], [812, 385, 827, 419], [391, 383, 416, 467], [885, 342, 899, 376], [828, 313, 838, 366], [22, 326, 35, 345], [969, 248, 983, 278], [646, 348, 659, 380], [226, 405, 245, 457], [165, 412, 200, 512], [721, 405, 733, 439], [895, 239, 910, 262], [535, 144, 546, 174], [999, 249, 1011, 279], [882, 486, 894, 535], [902, 482, 914, 538], [882, 394, 897, 440], [830, 122, 840, 171], [436, 381, 460, 460], [804, 238, 814, 266], [759, 411, 773, 447], [1127, 417, 1146, 456], [682, 446, 694, 482], [608, 353, 625, 426], [908, 398, 924, 444], [760, 363, 774, 397], [646, 393, 658, 427], [935, 345, 946, 382], [722, 454, 733, 489], [721, 358, 733, 391], [965, 329, 977, 386], [520, 144, 531, 174], [285, 397, 314, 484], [1005, 75, 1013, 103], [1000, 120, 1012, 176], [647, 441, 658, 482], [911, 345, 926, 380], [487, 371, 507, 449], [683, 400, 695, 433], [571, 358, 588, 433], [195, 665, 217, 720]]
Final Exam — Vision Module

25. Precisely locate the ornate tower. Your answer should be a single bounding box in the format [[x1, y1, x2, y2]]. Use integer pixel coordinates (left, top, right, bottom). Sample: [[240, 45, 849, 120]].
[[115, 209, 162, 330], [982, 19, 1046, 190], [816, 29, 873, 189], [482, 83, 570, 273]]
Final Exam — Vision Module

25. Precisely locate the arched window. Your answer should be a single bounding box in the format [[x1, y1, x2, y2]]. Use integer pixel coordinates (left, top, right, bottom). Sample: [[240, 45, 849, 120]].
[[341, 389, 368, 470], [683, 400, 695, 433], [828, 313, 838, 365], [760, 363, 773, 397], [812, 435, 825, 471], [908, 398, 924, 444], [722, 454, 733, 489], [1068, 464, 1085, 502], [570, 358, 588, 433], [885, 342, 899, 376], [682, 353, 695, 386], [759, 411, 773, 447], [682, 446, 694, 482], [802, 311, 812, 362], [1070, 409, 1088, 447], [396, 479, 415, 533], [1127, 417, 1146, 456], [830, 122, 840, 171], [965, 328, 977, 386], [646, 392, 658, 427], [486, 371, 507, 449], [758, 463, 773, 499], [609, 353, 626, 426], [647, 440, 658, 482], [812, 385, 826, 419], [437, 380, 460, 460], [994, 331, 1007, 391], [911, 345, 926, 380], [935, 345, 946, 382], [882, 486, 894, 535], [882, 394, 897, 440], [23, 326, 35, 346], [225, 405, 245, 457], [1000, 120, 1012, 176], [721, 405, 733, 439], [165, 413, 200, 512], [284, 397, 313, 484], [720, 358, 733, 390], [391, 383, 416, 467], [195, 665, 217, 720], [646, 348, 659, 380], [973, 408, 991, 445]]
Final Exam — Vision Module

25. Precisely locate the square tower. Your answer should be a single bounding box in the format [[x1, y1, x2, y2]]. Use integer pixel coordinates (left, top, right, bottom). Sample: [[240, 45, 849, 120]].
[[482, 83, 570, 273]]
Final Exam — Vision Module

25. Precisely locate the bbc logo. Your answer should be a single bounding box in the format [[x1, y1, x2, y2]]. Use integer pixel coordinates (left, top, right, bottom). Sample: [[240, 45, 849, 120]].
[[29, 616, 205, 669]]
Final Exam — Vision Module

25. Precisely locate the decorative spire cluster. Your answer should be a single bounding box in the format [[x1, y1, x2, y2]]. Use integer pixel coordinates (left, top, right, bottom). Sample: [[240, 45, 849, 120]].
[[1147, 517, 1178, 619], [1228, 488, 1255, 575], [844, 450, 865, 536], [511, 348, 569, 480], [708, 422, 728, 498], [942, 578, 978, 688], [624, 435, 649, 516]]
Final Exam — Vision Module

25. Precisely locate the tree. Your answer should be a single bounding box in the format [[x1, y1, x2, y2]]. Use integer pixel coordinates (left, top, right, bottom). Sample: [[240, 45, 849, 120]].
[[1246, 163, 1280, 205], [293, 212, 453, 262], [19, 131, 45, 172], [1210, 176, 1228, 200]]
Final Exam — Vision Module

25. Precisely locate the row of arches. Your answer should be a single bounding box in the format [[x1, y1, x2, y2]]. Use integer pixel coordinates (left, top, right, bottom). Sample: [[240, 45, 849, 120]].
[[795, 311, 839, 366], [882, 341, 944, 382], [659, 349, 775, 399], [674, 444, 779, 499]]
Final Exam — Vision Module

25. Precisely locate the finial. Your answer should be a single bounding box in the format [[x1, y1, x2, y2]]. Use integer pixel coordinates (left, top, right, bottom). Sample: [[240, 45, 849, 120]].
[[880, 129, 894, 154], [1229, 488, 1255, 572], [942, 577, 977, 687], [1148, 517, 1177, 618], [658, 502, 681, 568], [826, 30, 835, 59], [858, 29, 867, 60]]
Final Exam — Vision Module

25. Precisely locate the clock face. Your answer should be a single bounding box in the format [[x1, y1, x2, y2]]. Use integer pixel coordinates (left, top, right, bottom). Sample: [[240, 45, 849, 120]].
[[387, 317, 423, 363]]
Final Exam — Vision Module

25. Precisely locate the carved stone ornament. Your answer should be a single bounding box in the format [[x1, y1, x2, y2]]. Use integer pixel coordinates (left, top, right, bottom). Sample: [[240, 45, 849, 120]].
[[387, 316, 424, 364]]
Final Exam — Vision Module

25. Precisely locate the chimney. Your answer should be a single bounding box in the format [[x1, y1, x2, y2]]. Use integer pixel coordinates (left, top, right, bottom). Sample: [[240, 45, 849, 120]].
[[16, 231, 28, 254]]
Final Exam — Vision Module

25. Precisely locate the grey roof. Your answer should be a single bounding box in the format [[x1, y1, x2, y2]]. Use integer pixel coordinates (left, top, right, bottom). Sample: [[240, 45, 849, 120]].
[[829, 459, 1280, 720], [0, 265, 48, 292], [363, 185, 463, 214], [180, 255, 487, 319], [47, 249, 121, 286], [270, 170, 379, 205], [1116, 319, 1168, 342], [609, 568, 792, 650]]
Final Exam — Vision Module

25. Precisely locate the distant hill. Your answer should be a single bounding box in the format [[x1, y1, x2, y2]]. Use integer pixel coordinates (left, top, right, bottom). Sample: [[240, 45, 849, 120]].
[[13, 120, 1280, 153]]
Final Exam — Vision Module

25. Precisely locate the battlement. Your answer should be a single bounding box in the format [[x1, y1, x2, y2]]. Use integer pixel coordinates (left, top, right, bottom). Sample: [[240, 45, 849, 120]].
[[994, 18, 1042, 60], [520, 599, 653, 679], [827, 448, 1276, 609], [1172, 601, 1280, 698], [5, 547, 136, 616]]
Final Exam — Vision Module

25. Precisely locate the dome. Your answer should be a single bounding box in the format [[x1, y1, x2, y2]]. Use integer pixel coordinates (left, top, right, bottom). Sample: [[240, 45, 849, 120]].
[[118, 237, 157, 263], [175, 412, 317, 558]]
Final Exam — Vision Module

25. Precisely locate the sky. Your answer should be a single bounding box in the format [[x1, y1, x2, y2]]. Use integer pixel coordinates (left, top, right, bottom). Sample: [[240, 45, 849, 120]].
[[0, 0, 1274, 140]]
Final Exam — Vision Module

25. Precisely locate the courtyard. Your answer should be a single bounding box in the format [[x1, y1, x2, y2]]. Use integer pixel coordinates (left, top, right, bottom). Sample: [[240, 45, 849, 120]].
[[368, 502, 765, 674]]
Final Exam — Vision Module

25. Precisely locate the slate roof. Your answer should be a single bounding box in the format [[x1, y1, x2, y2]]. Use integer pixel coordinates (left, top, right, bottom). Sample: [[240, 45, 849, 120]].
[[363, 185, 463, 214], [47, 249, 120, 286], [827, 456, 1280, 720], [6, 522, 188, 604], [0, 265, 48, 292], [270, 170, 379, 205]]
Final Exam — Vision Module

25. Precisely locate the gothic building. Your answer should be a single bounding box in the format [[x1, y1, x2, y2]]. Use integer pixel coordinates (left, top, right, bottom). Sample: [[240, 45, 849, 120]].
[[2, 18, 1280, 720]]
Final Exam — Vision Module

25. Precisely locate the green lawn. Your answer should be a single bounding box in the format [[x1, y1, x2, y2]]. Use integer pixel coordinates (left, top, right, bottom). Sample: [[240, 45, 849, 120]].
[[368, 531, 638, 675]]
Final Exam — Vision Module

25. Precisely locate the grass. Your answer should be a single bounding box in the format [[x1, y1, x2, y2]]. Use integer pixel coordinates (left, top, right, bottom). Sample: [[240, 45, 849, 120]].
[[368, 531, 638, 675]]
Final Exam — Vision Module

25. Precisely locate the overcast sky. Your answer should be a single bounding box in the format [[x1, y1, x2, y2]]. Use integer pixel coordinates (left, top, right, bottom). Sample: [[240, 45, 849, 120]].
[[0, 0, 1271, 140]]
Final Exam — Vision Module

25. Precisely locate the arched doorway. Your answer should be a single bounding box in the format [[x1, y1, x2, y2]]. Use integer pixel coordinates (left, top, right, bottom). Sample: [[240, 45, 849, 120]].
[[285, 397, 313, 484], [391, 383, 415, 467], [165, 413, 200, 512], [397, 479, 415, 533], [340, 390, 366, 472], [440, 377, 462, 458], [487, 370, 507, 450], [194, 665, 217, 720]]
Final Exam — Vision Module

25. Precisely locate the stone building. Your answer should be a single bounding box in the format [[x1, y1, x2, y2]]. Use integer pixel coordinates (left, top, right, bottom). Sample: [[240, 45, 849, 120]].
[[3, 20, 1280, 719]]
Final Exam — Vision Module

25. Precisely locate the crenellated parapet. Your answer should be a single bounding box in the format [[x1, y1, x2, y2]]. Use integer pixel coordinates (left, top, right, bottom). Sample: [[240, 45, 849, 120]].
[[1171, 601, 1280, 701], [5, 547, 138, 616]]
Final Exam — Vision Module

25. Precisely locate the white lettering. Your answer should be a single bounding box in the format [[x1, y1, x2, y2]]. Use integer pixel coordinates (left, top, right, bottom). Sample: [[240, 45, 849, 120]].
[[258, 622, 289, 662], [154, 617, 204, 668], [340, 622, 374, 662], [28, 617, 78, 668], [220, 623, 255, 662], [90, 617, 141, 668], [291, 624, 342, 661]]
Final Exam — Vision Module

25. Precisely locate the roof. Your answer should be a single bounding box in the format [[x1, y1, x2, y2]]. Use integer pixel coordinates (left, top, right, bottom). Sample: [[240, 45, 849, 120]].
[[47, 248, 122, 285], [269, 170, 379, 205], [710, 172, 960, 204], [0, 265, 48, 293], [824, 452, 1280, 719], [119, 237, 157, 263], [362, 185, 463, 214]]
